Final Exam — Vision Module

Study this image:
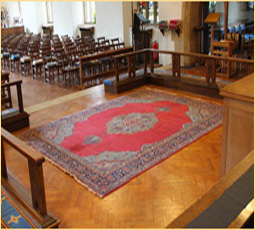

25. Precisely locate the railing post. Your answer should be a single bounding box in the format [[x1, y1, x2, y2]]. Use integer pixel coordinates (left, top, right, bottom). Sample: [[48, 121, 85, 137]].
[[28, 159, 47, 216], [172, 53, 180, 78], [205, 58, 216, 84], [150, 51, 154, 74], [16, 82, 24, 113], [79, 58, 83, 89], [1, 139, 8, 178], [144, 51, 147, 77], [132, 54, 136, 78], [128, 56, 131, 78], [115, 58, 119, 82]]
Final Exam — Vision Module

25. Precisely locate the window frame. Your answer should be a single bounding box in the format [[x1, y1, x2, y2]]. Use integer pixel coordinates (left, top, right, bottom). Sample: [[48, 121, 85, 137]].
[[83, 1, 96, 24], [137, 1, 158, 25], [46, 1, 53, 24]]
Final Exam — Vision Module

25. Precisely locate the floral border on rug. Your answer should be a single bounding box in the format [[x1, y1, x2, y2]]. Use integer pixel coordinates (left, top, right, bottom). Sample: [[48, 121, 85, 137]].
[[19, 90, 223, 198]]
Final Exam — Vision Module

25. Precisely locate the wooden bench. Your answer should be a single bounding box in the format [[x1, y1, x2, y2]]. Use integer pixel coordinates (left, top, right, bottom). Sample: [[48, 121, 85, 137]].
[[1, 128, 60, 228], [79, 47, 133, 89]]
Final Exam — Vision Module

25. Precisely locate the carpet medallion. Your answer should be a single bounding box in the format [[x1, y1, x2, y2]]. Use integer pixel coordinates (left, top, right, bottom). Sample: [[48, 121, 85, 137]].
[[19, 90, 223, 197]]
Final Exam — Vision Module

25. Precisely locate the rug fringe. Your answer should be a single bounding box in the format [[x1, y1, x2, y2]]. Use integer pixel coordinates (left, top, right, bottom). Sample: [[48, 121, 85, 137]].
[[43, 155, 103, 198]]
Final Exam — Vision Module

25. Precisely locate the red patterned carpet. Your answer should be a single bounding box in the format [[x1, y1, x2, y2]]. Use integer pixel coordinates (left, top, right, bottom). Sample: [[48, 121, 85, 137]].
[[20, 89, 222, 197]]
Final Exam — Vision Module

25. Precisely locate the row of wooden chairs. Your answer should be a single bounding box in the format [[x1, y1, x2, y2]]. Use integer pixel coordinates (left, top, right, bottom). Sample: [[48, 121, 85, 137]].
[[2, 33, 125, 87]]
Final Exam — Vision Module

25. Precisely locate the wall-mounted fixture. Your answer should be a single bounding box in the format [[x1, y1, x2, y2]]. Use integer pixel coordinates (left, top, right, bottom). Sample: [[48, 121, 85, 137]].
[[158, 19, 181, 37]]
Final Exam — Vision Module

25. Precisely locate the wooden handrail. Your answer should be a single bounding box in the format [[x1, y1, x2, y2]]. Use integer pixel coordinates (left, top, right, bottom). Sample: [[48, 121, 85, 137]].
[[79, 47, 133, 62], [1, 128, 58, 227], [1, 128, 45, 165], [114, 49, 148, 60], [148, 49, 254, 64], [1, 80, 22, 88]]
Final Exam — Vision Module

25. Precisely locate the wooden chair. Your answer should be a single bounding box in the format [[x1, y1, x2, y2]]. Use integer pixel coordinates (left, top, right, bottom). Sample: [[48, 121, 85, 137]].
[[97, 36, 105, 44], [20, 56, 32, 76]]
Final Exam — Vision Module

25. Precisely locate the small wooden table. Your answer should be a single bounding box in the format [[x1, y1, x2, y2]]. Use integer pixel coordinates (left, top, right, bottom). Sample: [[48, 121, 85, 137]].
[[220, 74, 254, 176]]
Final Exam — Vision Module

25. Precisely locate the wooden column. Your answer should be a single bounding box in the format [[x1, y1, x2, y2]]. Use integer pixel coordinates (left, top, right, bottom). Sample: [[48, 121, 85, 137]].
[[17, 82, 24, 113], [224, 2, 228, 40], [1, 139, 8, 178], [145, 2, 149, 19], [144, 52, 147, 77], [172, 54, 181, 78], [114, 58, 119, 82], [210, 24, 214, 54], [28, 159, 47, 216], [150, 52, 154, 74]]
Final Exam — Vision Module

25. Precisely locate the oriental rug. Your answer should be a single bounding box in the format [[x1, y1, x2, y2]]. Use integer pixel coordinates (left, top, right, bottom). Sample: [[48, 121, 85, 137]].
[[19, 89, 223, 198]]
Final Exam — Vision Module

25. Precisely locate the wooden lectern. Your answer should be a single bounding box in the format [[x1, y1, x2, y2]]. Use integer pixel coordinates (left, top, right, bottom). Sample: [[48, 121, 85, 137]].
[[204, 13, 221, 54]]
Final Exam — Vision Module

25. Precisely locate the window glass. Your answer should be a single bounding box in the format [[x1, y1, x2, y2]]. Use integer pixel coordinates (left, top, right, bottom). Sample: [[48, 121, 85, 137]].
[[46, 1, 53, 23], [84, 1, 96, 24]]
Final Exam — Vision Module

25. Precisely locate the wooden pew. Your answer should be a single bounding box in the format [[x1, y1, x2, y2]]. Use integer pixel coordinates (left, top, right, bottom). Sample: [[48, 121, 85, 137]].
[[1, 128, 60, 228], [79, 47, 133, 89]]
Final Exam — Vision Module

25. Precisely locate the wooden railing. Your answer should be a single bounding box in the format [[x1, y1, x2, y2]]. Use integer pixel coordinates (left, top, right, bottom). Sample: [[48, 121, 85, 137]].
[[1, 128, 59, 228], [111, 49, 254, 85], [149, 49, 254, 82], [79, 47, 133, 89], [1, 80, 24, 113], [114, 49, 148, 82]]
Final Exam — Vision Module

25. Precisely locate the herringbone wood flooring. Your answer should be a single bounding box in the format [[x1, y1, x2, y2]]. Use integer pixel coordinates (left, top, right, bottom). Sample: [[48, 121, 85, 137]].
[[3, 71, 223, 228]]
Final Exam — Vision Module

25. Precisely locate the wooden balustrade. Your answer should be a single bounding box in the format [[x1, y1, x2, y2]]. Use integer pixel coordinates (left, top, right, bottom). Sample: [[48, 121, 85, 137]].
[[1, 128, 59, 227], [149, 49, 254, 82], [105, 48, 254, 97]]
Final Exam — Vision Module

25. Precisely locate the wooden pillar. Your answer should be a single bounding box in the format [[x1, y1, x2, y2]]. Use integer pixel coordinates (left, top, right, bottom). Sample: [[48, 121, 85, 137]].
[[1, 139, 8, 178], [198, 2, 202, 54], [128, 56, 131, 78], [172, 54, 181, 78], [145, 2, 149, 19], [210, 24, 214, 54], [17, 82, 24, 113], [153, 2, 157, 24], [28, 159, 47, 216], [150, 52, 154, 74], [224, 2, 228, 40], [205, 58, 216, 83], [144, 51, 147, 77], [114, 58, 119, 82]]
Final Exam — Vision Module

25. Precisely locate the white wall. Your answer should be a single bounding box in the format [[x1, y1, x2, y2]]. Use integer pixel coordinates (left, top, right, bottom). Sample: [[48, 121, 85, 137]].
[[71, 1, 84, 36], [1, 1, 21, 27], [21, 2, 38, 33], [52, 1, 83, 37], [35, 1, 48, 34], [95, 2, 124, 42], [155, 1, 183, 65], [52, 2, 73, 37]]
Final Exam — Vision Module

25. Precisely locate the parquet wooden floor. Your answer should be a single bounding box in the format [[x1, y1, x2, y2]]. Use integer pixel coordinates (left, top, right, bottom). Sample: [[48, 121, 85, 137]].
[[3, 71, 223, 228]]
